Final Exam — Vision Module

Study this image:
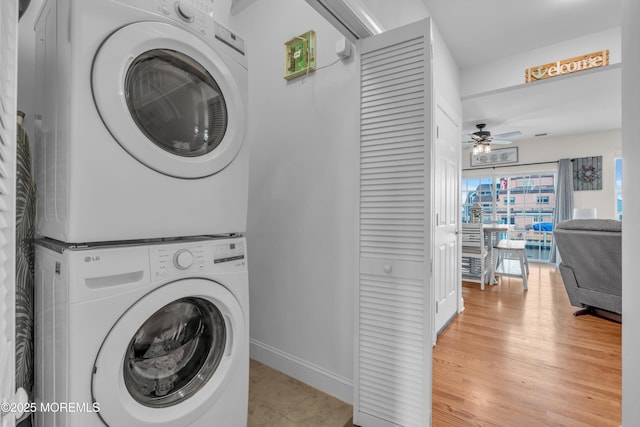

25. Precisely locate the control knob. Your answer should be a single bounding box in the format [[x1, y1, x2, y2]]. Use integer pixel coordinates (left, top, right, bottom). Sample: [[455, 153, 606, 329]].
[[173, 249, 194, 270], [175, 0, 196, 22]]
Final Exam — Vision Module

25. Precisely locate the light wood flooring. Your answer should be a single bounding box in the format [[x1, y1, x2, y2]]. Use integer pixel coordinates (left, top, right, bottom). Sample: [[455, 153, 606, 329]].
[[433, 264, 621, 426], [249, 264, 621, 427]]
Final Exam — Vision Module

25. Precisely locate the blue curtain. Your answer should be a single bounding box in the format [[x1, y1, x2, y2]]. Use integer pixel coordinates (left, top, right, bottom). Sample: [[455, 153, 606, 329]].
[[550, 158, 574, 263]]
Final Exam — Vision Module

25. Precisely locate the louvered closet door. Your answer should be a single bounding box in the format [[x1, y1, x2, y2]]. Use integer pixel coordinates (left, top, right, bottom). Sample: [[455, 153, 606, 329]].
[[0, 0, 18, 426], [355, 19, 433, 427]]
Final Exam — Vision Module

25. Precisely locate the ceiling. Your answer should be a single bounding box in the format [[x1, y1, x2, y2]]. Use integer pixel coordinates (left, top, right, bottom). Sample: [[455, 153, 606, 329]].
[[422, 0, 621, 69], [462, 66, 621, 143], [422, 0, 623, 144]]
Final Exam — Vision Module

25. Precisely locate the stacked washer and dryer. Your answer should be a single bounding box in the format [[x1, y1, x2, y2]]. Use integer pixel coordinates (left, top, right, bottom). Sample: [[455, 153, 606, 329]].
[[32, 0, 250, 426]]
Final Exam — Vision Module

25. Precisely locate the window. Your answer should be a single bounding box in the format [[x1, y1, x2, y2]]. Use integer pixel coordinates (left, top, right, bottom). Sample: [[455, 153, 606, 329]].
[[462, 173, 556, 262], [461, 177, 495, 223], [536, 196, 550, 204], [615, 158, 622, 220], [519, 179, 534, 188]]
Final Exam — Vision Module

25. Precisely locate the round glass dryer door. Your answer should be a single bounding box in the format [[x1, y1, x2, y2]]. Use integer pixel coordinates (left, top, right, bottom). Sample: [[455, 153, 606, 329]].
[[123, 297, 226, 407], [92, 279, 246, 427], [125, 50, 228, 159], [92, 22, 246, 178]]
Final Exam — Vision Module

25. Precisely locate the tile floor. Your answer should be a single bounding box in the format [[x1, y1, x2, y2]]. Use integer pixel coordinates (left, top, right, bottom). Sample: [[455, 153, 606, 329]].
[[248, 359, 354, 427]]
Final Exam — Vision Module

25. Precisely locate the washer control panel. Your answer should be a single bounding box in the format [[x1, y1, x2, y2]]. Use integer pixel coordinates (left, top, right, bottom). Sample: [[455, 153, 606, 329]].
[[150, 238, 246, 279], [214, 240, 245, 264], [174, 0, 197, 22], [151, 244, 206, 278], [173, 249, 195, 270]]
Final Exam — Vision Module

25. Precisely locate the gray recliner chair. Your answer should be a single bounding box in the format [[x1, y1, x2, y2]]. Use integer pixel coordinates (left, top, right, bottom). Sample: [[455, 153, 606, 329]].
[[553, 219, 621, 321]]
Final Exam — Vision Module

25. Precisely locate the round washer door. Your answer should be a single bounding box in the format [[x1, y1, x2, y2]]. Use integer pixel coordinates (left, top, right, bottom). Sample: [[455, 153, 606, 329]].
[[92, 278, 246, 427], [92, 22, 246, 179]]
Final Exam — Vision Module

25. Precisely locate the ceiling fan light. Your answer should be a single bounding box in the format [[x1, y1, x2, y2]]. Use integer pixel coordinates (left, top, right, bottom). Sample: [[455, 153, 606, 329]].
[[483, 144, 491, 153], [472, 144, 479, 155]]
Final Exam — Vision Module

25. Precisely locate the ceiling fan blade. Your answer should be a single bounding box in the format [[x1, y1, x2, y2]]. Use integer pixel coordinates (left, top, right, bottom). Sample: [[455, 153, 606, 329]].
[[493, 130, 522, 139], [490, 139, 513, 145]]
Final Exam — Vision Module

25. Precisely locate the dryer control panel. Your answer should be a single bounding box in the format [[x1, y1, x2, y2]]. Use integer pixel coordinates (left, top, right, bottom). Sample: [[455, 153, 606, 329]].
[[113, 0, 246, 56], [150, 0, 246, 55]]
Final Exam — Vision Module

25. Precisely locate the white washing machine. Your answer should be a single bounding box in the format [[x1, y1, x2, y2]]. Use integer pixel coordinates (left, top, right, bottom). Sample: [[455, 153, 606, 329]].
[[34, 0, 249, 243], [34, 236, 249, 427]]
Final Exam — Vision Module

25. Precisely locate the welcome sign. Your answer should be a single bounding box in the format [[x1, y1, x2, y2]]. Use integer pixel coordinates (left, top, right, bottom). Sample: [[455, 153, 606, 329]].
[[525, 50, 609, 83]]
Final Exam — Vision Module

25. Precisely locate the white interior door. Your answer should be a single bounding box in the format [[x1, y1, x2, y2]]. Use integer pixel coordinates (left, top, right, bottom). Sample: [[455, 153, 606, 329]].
[[0, 0, 18, 426], [433, 98, 461, 335], [355, 18, 433, 427]]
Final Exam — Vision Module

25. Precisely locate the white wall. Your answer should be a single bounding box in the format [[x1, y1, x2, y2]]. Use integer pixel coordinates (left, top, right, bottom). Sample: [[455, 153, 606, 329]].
[[622, 0, 640, 423], [461, 28, 621, 98], [433, 25, 461, 120], [230, 0, 462, 404], [462, 130, 621, 219], [17, 0, 44, 144], [231, 0, 359, 402], [360, 0, 428, 32]]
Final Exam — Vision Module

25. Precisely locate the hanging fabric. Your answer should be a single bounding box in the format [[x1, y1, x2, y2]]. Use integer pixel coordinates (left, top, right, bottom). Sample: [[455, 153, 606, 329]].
[[550, 158, 574, 263], [16, 111, 36, 427]]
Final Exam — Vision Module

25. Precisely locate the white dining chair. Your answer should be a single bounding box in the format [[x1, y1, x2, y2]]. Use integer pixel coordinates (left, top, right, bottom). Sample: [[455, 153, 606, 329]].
[[573, 208, 597, 219]]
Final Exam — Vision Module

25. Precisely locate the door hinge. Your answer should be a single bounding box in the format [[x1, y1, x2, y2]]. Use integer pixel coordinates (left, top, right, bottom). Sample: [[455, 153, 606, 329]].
[[430, 258, 433, 273], [435, 300, 439, 314]]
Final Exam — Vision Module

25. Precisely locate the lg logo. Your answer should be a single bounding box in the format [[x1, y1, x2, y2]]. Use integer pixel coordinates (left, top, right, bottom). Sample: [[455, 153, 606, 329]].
[[84, 256, 101, 263]]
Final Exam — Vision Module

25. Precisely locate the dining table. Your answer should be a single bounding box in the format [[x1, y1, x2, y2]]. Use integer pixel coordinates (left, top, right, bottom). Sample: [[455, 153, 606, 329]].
[[482, 223, 512, 283]]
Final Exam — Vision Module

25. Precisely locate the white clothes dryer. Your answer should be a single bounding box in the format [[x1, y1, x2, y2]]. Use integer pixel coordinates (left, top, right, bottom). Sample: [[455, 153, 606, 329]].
[[34, 0, 249, 243], [34, 236, 249, 427]]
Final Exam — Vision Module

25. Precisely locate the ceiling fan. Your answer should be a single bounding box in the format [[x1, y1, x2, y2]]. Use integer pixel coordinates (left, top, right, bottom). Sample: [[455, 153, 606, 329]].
[[463, 123, 522, 154]]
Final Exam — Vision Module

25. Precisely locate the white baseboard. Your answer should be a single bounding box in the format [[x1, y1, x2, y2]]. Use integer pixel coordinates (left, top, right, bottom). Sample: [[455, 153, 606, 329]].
[[249, 338, 353, 404]]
